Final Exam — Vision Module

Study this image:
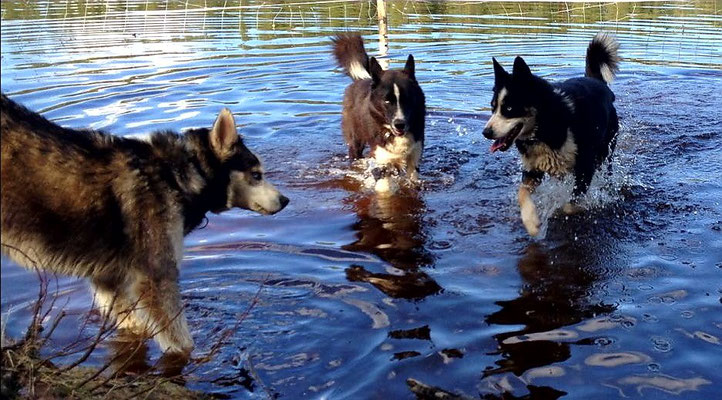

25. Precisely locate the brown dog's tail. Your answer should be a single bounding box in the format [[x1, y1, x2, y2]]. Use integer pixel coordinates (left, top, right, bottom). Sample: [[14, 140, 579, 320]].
[[331, 33, 371, 81], [585, 32, 620, 84]]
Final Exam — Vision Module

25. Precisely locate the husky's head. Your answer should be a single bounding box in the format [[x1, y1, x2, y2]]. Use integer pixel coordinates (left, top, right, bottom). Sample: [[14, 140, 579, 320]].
[[483, 57, 539, 152], [368, 55, 425, 139], [201, 109, 289, 215]]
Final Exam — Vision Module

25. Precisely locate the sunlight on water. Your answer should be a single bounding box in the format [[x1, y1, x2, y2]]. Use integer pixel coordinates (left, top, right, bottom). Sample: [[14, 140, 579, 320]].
[[1, 0, 721, 398]]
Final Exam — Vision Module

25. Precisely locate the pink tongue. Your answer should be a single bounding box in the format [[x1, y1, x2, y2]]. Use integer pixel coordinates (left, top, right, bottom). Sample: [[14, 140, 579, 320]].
[[490, 139, 505, 152]]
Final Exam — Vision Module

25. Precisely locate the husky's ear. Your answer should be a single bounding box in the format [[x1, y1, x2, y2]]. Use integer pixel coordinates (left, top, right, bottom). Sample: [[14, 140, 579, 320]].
[[369, 57, 384, 84], [210, 108, 239, 159], [404, 54, 416, 80], [512, 56, 532, 80], [492, 57, 508, 84]]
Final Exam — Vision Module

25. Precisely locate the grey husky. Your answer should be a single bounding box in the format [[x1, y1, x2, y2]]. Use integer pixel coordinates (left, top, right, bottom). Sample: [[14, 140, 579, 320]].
[[1, 94, 288, 354]]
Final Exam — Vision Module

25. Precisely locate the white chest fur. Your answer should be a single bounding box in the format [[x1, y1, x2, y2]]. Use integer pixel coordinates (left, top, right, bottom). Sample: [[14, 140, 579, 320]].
[[373, 134, 421, 167], [520, 133, 577, 177]]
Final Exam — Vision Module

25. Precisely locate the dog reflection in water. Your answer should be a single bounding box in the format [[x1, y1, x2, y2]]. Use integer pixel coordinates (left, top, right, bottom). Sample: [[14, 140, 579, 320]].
[[342, 186, 441, 300]]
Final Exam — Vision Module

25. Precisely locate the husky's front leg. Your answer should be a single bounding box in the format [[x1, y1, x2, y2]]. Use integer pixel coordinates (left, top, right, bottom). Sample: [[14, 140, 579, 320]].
[[129, 269, 193, 355], [519, 170, 543, 237], [91, 270, 192, 356]]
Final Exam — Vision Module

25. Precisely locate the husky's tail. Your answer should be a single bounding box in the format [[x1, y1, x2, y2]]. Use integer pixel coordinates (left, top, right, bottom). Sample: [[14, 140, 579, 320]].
[[585, 32, 620, 84], [332, 33, 372, 81]]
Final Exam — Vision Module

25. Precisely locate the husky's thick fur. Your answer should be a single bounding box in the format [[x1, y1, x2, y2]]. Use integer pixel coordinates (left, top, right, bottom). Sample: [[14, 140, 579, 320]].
[[0, 94, 289, 354], [331, 33, 426, 185], [483, 33, 620, 236]]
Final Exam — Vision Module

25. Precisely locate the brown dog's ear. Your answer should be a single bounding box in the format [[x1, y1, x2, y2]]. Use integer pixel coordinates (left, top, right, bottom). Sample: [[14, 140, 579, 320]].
[[369, 57, 384, 84], [404, 54, 415, 80], [210, 108, 239, 159]]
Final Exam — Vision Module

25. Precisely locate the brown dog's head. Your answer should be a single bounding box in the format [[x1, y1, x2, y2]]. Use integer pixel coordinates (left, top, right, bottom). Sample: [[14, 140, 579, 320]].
[[368, 56, 426, 139]]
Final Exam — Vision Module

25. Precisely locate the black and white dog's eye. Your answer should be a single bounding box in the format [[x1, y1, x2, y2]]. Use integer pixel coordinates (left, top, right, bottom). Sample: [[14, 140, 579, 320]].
[[505, 106, 513, 112], [251, 172, 262, 181], [384, 100, 391, 104]]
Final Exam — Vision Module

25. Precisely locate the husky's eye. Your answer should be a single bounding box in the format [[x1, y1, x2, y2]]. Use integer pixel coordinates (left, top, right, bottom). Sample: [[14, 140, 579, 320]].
[[251, 171, 262, 181], [505, 106, 513, 112]]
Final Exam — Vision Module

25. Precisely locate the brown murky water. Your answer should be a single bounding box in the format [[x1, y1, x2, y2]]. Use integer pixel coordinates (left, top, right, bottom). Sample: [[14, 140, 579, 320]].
[[1, 1, 721, 398]]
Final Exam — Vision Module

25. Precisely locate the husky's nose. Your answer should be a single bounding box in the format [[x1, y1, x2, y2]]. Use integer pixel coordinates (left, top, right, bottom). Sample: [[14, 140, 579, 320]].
[[392, 119, 406, 133], [279, 195, 290, 210], [482, 127, 495, 139]]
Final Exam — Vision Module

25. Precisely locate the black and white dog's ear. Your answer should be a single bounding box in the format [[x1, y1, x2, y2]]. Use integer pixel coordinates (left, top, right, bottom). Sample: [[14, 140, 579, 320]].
[[210, 108, 239, 159], [512, 56, 532, 79], [404, 54, 416, 80], [492, 57, 508, 83], [369, 57, 384, 84]]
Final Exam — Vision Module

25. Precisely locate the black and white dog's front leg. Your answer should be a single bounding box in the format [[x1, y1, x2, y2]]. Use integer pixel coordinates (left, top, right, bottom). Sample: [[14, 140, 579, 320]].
[[519, 170, 544, 236], [564, 166, 595, 215]]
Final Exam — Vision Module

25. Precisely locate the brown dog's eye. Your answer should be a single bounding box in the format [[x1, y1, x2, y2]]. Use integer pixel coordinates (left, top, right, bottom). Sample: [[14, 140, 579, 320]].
[[251, 171, 262, 181]]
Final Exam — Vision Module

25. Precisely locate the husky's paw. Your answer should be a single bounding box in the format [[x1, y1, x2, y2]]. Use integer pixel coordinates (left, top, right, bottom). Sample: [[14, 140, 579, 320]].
[[521, 203, 541, 237], [562, 202, 583, 215]]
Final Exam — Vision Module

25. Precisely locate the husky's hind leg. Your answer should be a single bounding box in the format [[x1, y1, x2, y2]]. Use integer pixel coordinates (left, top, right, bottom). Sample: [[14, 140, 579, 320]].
[[92, 278, 144, 333]]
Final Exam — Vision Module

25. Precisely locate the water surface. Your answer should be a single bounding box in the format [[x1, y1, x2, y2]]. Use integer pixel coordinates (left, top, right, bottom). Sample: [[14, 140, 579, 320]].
[[1, 1, 721, 398]]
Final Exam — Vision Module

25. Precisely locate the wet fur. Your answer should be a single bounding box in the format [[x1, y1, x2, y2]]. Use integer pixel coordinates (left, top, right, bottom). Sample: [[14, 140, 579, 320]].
[[0, 94, 288, 354], [331, 33, 426, 183], [483, 33, 620, 236]]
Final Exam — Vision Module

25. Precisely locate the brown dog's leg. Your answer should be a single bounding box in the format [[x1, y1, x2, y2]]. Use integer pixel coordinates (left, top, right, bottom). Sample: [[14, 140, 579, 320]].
[[406, 142, 422, 184], [348, 140, 364, 160]]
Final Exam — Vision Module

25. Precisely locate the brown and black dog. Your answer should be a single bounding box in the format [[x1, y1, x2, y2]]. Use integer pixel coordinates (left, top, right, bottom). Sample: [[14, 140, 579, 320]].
[[332, 33, 426, 188], [1, 94, 288, 355]]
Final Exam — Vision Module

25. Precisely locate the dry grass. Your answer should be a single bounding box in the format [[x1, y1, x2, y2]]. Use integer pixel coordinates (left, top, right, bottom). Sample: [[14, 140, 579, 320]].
[[1, 244, 263, 399]]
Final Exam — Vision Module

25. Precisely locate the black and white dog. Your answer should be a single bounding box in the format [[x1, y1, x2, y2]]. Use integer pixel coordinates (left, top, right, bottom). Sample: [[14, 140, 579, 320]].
[[483, 33, 620, 236], [332, 33, 426, 191]]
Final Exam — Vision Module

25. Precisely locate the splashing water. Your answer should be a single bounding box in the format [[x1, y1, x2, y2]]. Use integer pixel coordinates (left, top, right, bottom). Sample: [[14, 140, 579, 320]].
[[529, 131, 643, 239]]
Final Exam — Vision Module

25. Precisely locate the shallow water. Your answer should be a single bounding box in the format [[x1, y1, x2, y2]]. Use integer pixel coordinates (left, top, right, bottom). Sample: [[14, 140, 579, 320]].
[[1, 1, 721, 398]]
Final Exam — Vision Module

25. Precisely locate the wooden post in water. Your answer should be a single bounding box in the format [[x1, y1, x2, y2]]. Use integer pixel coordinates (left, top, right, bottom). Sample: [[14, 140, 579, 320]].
[[377, 0, 389, 69]]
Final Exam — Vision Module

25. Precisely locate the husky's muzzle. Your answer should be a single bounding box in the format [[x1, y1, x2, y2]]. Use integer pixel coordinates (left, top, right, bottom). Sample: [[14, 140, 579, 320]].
[[248, 181, 289, 215]]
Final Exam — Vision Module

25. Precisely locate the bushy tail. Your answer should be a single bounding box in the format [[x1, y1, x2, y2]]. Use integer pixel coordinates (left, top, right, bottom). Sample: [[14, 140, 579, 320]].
[[332, 33, 371, 81], [585, 32, 620, 84]]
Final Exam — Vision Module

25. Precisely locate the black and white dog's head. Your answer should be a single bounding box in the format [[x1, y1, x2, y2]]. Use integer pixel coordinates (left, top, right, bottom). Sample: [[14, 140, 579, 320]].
[[368, 55, 425, 140], [483, 57, 541, 152], [193, 109, 289, 215]]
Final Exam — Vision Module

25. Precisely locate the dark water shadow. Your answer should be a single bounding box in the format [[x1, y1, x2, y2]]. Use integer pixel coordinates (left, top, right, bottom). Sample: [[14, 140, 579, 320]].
[[481, 219, 621, 398], [105, 330, 191, 380], [341, 185, 442, 300]]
